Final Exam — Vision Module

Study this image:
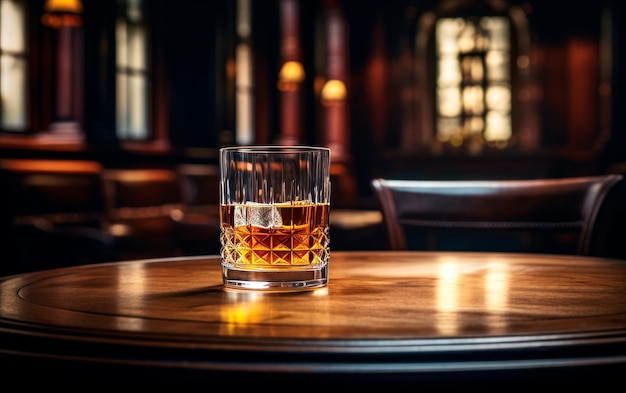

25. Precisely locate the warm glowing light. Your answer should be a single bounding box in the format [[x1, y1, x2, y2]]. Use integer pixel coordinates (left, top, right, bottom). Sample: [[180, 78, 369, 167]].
[[320, 79, 347, 105], [436, 261, 460, 335], [435, 16, 512, 148], [44, 0, 83, 13], [278, 61, 305, 83], [221, 291, 264, 334], [277, 61, 305, 91], [115, 263, 146, 331], [41, 0, 83, 28], [485, 261, 509, 312]]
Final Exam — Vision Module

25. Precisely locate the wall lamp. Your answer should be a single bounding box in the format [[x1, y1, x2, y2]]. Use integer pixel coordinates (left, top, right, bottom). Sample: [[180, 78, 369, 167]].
[[277, 61, 305, 91], [41, 0, 83, 28], [320, 79, 347, 106]]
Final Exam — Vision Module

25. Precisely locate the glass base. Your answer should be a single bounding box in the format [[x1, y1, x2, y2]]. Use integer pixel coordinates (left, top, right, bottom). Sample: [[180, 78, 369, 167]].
[[222, 264, 328, 291]]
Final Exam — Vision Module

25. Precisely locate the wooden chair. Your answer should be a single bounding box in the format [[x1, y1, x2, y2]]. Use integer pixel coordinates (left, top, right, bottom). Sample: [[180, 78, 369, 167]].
[[101, 168, 185, 260], [371, 175, 625, 258], [0, 159, 114, 275], [173, 164, 221, 255]]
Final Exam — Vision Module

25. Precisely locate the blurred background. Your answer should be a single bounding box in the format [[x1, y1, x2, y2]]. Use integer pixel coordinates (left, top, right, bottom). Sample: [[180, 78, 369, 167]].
[[1, 0, 624, 275]]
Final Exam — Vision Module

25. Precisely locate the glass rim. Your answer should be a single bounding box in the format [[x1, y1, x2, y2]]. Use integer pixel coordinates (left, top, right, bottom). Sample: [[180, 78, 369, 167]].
[[220, 145, 330, 154]]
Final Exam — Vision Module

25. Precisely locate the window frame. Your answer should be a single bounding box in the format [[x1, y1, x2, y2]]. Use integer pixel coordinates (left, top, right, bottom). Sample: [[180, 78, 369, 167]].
[[413, 0, 534, 155]]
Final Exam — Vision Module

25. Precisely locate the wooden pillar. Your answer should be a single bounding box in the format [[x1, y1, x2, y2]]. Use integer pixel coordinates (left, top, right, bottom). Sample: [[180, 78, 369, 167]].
[[277, 0, 304, 145], [321, 1, 357, 208], [42, 5, 84, 137], [322, 5, 349, 162], [55, 25, 80, 122]]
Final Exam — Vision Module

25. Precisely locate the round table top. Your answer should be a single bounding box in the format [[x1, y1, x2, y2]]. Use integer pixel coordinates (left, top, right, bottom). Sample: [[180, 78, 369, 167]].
[[2, 250, 626, 387]]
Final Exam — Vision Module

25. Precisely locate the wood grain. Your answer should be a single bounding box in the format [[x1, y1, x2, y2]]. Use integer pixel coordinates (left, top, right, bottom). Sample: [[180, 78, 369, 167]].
[[1, 251, 626, 387]]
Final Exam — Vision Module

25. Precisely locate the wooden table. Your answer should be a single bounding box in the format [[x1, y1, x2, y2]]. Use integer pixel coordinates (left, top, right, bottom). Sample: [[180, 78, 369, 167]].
[[2, 251, 626, 388]]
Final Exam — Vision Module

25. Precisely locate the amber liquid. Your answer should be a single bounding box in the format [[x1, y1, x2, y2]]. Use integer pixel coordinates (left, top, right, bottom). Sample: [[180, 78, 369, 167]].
[[220, 202, 330, 269]]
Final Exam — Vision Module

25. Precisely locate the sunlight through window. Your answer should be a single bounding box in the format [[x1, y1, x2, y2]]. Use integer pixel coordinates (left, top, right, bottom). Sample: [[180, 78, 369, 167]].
[[435, 16, 512, 149], [0, 0, 27, 131], [116, 0, 149, 140]]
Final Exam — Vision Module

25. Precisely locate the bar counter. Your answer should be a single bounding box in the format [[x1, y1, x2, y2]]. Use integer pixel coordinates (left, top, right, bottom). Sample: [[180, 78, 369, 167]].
[[1, 251, 626, 388]]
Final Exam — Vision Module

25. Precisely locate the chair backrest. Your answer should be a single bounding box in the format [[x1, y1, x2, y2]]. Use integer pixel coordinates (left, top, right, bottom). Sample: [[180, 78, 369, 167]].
[[176, 163, 219, 215], [101, 168, 183, 217], [0, 159, 106, 225], [371, 175, 624, 257], [0, 159, 111, 275], [100, 168, 186, 260]]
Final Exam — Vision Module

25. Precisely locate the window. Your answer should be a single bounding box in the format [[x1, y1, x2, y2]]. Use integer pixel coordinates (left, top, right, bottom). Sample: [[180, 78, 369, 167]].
[[0, 0, 28, 132], [116, 0, 149, 140], [435, 16, 511, 149], [236, 0, 254, 145], [414, 0, 533, 154]]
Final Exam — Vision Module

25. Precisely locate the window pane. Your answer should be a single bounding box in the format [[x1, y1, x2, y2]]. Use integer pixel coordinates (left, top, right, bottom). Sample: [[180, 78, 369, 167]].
[[486, 85, 511, 111], [436, 18, 462, 56], [482, 17, 509, 51], [437, 87, 461, 117], [437, 117, 461, 143], [485, 111, 511, 142], [116, 73, 128, 137], [1, 0, 27, 130], [438, 57, 461, 86], [236, 43, 254, 145], [486, 50, 509, 81], [0, 0, 24, 51], [1, 55, 26, 129], [128, 73, 147, 138], [116, 0, 149, 140], [116, 20, 127, 67], [434, 14, 512, 148], [128, 25, 146, 69]]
